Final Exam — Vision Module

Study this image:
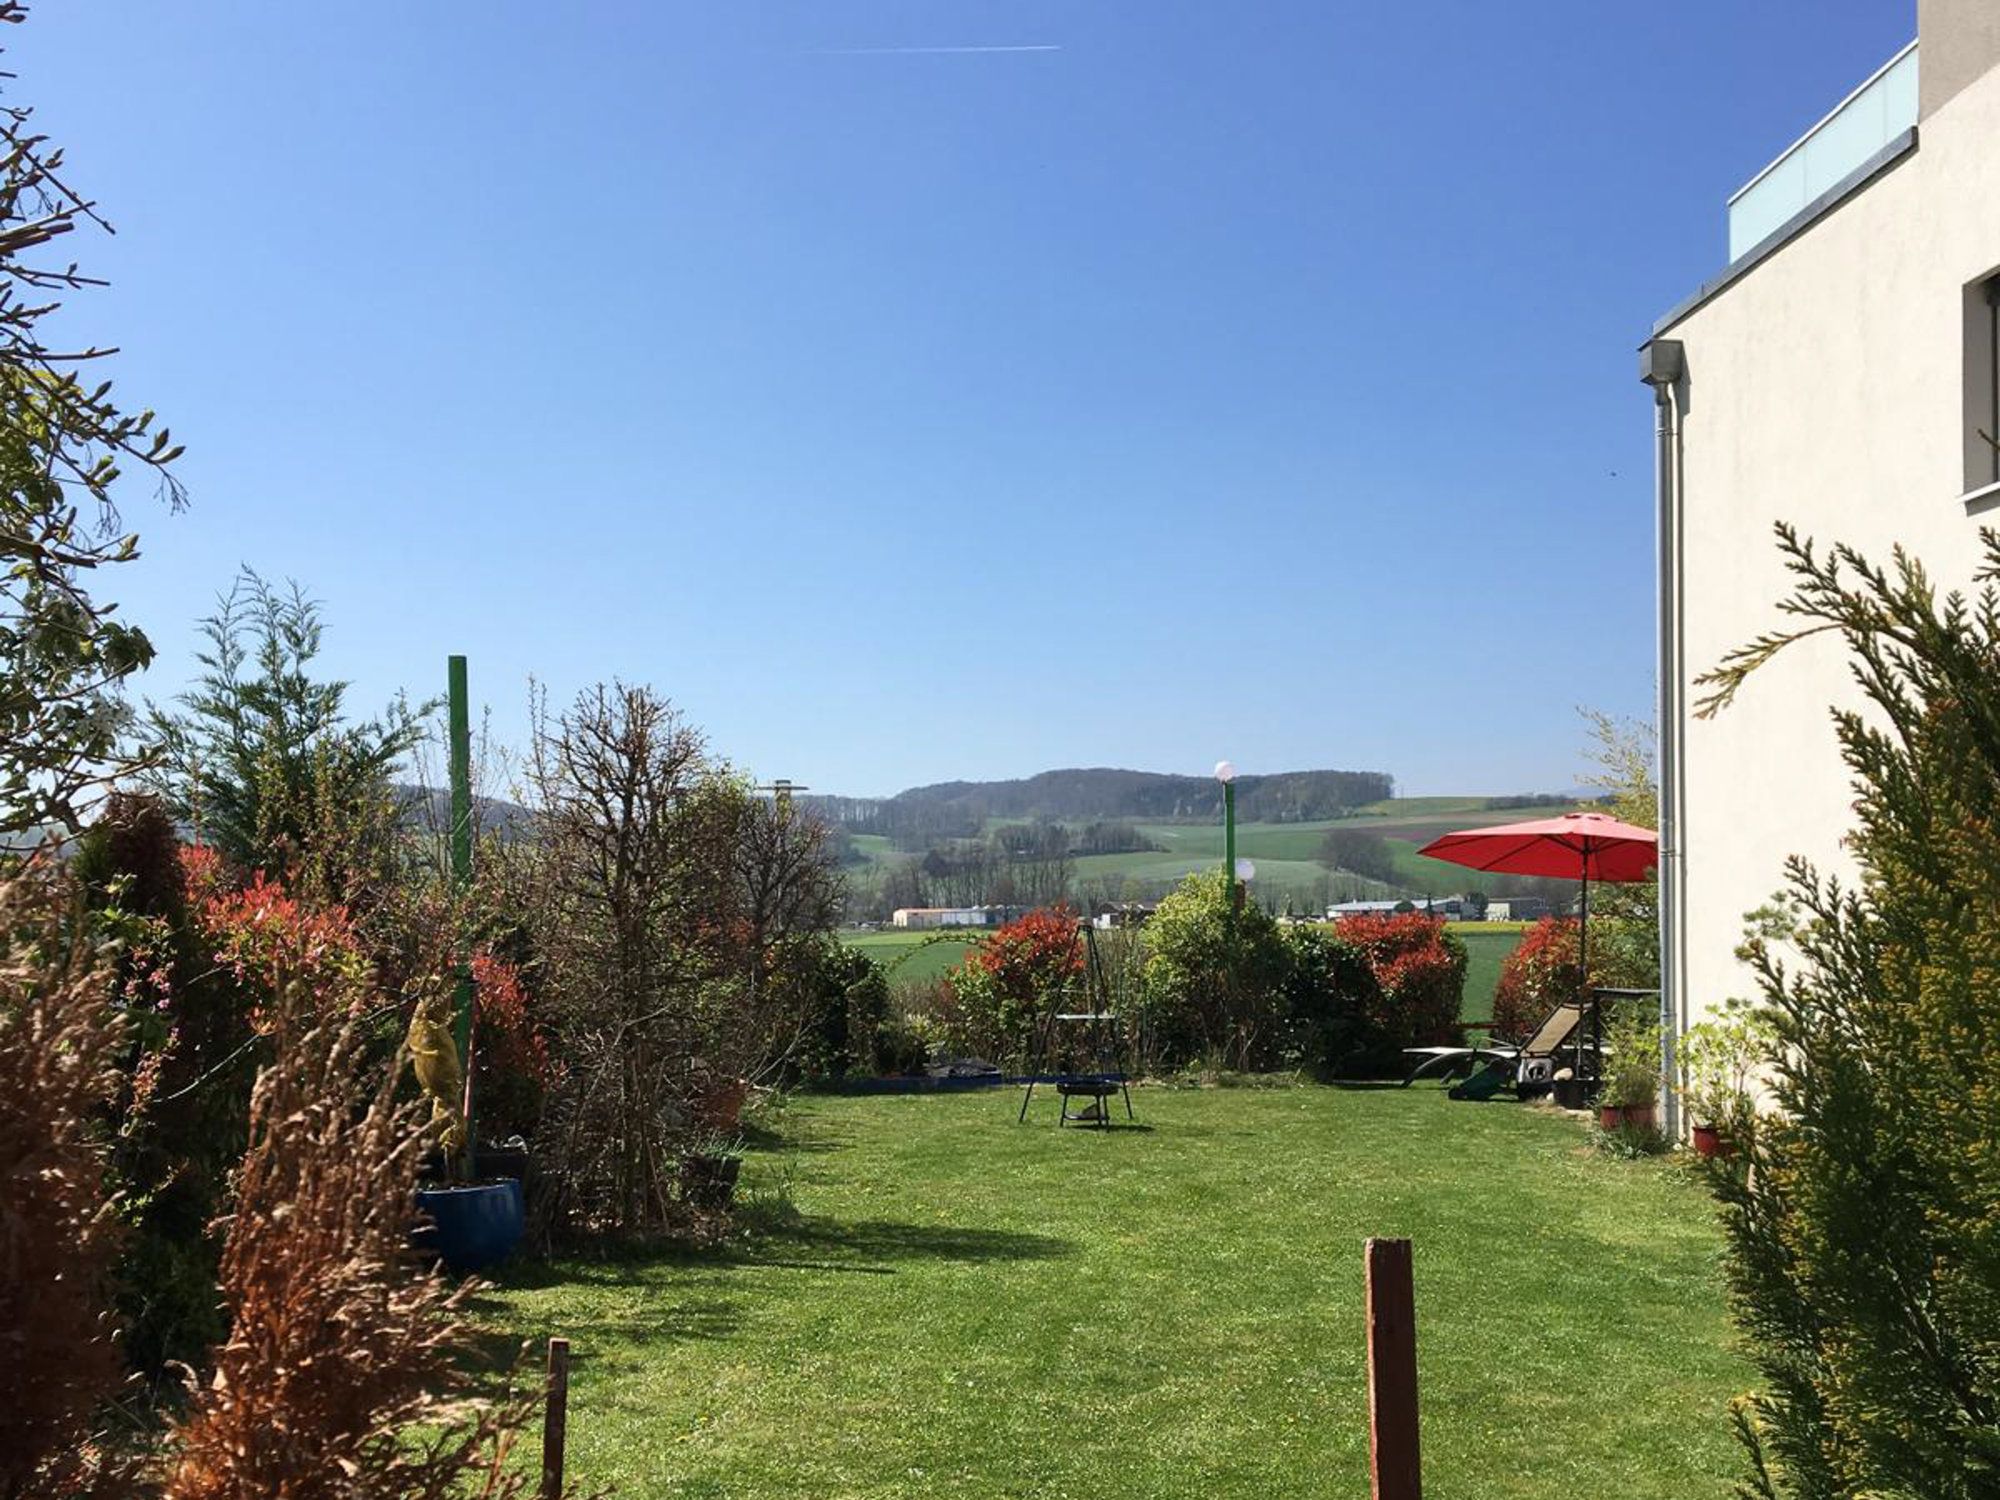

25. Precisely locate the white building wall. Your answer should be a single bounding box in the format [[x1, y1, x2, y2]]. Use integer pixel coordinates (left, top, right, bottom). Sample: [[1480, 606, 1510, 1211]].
[[1659, 58, 2000, 1026]]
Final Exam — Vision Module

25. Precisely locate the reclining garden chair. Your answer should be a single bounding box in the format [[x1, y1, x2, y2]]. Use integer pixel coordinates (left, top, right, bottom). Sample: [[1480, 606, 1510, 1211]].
[[1400, 1001, 1587, 1099]]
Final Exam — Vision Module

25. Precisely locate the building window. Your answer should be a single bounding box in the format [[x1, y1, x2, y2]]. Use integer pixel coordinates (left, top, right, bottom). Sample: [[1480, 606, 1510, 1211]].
[[1968, 274, 2000, 494]]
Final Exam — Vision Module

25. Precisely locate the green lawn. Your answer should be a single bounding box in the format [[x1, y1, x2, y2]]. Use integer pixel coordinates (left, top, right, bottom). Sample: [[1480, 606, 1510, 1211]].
[[483, 1088, 1750, 1498]]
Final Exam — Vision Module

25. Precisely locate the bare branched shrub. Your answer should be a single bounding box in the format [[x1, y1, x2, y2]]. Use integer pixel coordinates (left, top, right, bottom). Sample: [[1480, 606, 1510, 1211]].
[[726, 792, 846, 1078], [0, 865, 128, 1499], [520, 683, 736, 1240], [161, 981, 540, 1498], [513, 683, 848, 1241]]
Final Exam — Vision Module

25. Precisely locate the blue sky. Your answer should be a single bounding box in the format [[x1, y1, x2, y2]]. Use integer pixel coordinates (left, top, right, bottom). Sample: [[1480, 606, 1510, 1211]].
[[19, 1, 1914, 798]]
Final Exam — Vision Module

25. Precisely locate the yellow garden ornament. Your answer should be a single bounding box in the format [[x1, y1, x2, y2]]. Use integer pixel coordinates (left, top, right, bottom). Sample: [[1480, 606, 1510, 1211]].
[[406, 990, 467, 1156]]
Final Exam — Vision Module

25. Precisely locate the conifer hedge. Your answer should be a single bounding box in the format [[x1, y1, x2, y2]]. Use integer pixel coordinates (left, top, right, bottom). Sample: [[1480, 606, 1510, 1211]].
[[1696, 525, 2000, 1497]]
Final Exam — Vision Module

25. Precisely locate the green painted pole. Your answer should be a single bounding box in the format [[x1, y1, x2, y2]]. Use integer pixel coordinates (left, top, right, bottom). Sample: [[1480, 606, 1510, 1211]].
[[1224, 780, 1237, 906], [448, 655, 475, 1176]]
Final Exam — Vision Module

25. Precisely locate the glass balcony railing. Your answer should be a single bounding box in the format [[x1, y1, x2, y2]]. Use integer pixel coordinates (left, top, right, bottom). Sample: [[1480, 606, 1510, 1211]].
[[1727, 41, 1918, 262]]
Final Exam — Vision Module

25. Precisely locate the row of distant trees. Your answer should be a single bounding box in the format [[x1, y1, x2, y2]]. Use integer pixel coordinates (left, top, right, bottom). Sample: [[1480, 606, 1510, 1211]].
[[1314, 826, 1582, 909], [844, 818, 1168, 918], [850, 824, 1582, 923], [867, 830, 1073, 915], [811, 768, 1399, 851], [847, 810, 1597, 921]]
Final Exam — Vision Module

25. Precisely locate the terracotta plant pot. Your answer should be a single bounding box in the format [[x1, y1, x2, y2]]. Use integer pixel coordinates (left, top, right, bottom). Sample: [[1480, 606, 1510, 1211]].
[[1691, 1123, 1734, 1159], [1598, 1102, 1657, 1133], [694, 1076, 750, 1130]]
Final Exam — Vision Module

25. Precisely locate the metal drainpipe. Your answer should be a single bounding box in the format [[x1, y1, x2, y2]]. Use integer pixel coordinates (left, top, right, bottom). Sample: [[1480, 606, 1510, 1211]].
[[1670, 377, 1689, 1141], [1642, 340, 1686, 1140]]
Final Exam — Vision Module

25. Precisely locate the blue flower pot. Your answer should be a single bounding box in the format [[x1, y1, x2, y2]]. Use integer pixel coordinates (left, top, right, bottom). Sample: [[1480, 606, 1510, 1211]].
[[415, 1179, 524, 1274]]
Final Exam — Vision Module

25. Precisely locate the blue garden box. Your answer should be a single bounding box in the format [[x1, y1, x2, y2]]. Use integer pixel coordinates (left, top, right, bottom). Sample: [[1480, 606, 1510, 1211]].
[[415, 1179, 524, 1274]]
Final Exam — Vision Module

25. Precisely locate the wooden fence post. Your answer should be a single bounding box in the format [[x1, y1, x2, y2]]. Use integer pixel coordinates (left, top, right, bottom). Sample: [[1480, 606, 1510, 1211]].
[[1365, 1237, 1421, 1500], [541, 1336, 570, 1499]]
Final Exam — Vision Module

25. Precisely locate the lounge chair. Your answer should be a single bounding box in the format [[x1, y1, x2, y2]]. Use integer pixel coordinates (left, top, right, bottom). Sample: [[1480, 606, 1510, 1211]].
[[1400, 1002, 1587, 1095]]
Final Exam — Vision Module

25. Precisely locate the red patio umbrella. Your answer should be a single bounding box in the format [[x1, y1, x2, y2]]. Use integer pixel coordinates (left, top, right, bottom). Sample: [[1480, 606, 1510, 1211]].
[[1417, 811, 1658, 1080]]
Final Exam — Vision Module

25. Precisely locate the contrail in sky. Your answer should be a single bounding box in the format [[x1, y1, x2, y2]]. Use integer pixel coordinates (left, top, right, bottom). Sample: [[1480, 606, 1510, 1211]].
[[814, 44, 1062, 55]]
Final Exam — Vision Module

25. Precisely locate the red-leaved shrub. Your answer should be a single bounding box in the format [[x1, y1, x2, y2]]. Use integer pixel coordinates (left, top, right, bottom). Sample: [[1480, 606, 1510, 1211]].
[[1333, 911, 1466, 1049], [473, 951, 554, 1087], [183, 846, 370, 1030], [1490, 917, 1583, 1040], [944, 906, 1084, 1061], [468, 951, 557, 1144]]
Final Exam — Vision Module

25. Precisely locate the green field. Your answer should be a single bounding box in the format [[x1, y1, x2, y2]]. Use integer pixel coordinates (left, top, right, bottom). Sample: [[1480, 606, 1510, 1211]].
[[840, 928, 984, 985], [841, 799, 1589, 910], [1455, 924, 1522, 1025], [483, 1087, 1750, 1498], [1348, 795, 1494, 817]]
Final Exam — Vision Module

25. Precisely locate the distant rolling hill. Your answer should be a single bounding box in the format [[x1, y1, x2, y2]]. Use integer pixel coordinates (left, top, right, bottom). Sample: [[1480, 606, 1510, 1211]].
[[806, 767, 1409, 846], [881, 767, 1394, 823], [394, 784, 535, 841]]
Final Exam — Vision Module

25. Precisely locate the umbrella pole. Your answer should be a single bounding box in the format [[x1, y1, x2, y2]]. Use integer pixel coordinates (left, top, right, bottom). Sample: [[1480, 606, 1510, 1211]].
[[1580, 862, 1595, 1084]]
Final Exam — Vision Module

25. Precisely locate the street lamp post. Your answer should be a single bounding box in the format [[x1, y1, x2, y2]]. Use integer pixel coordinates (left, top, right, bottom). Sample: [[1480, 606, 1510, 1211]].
[[1215, 761, 1238, 908]]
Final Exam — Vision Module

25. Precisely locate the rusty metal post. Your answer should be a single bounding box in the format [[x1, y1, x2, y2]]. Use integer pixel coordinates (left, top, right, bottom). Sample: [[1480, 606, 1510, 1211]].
[[1365, 1237, 1421, 1500], [541, 1336, 570, 1498]]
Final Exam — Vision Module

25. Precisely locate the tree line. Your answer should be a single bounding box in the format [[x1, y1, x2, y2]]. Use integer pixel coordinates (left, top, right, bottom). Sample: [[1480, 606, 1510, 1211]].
[[808, 766, 1398, 849]]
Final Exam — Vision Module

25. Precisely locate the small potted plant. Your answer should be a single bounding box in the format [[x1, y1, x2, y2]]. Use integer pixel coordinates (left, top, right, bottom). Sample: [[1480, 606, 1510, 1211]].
[[1597, 1007, 1663, 1133], [1678, 1002, 1769, 1158]]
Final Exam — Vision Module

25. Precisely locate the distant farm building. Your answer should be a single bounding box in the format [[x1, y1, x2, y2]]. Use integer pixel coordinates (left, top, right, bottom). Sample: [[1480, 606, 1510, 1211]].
[[1326, 900, 1410, 920], [1091, 902, 1156, 930], [1326, 897, 1480, 922], [890, 906, 1020, 930], [1485, 898, 1552, 922]]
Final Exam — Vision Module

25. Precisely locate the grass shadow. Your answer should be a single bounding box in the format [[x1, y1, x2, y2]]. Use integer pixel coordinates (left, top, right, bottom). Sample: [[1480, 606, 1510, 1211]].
[[474, 1211, 1072, 1374], [1328, 1078, 1423, 1091], [487, 1211, 1073, 1293], [752, 1216, 1072, 1267], [735, 1119, 848, 1155], [456, 1321, 543, 1378], [466, 1286, 750, 1375]]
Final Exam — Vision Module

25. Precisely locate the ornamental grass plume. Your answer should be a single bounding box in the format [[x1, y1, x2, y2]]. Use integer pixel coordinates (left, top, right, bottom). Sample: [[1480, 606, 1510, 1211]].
[[0, 866, 130, 1500], [160, 952, 555, 1498]]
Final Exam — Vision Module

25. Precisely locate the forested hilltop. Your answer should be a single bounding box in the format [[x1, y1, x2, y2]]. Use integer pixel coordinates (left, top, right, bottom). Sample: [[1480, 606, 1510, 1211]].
[[808, 766, 1396, 846]]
